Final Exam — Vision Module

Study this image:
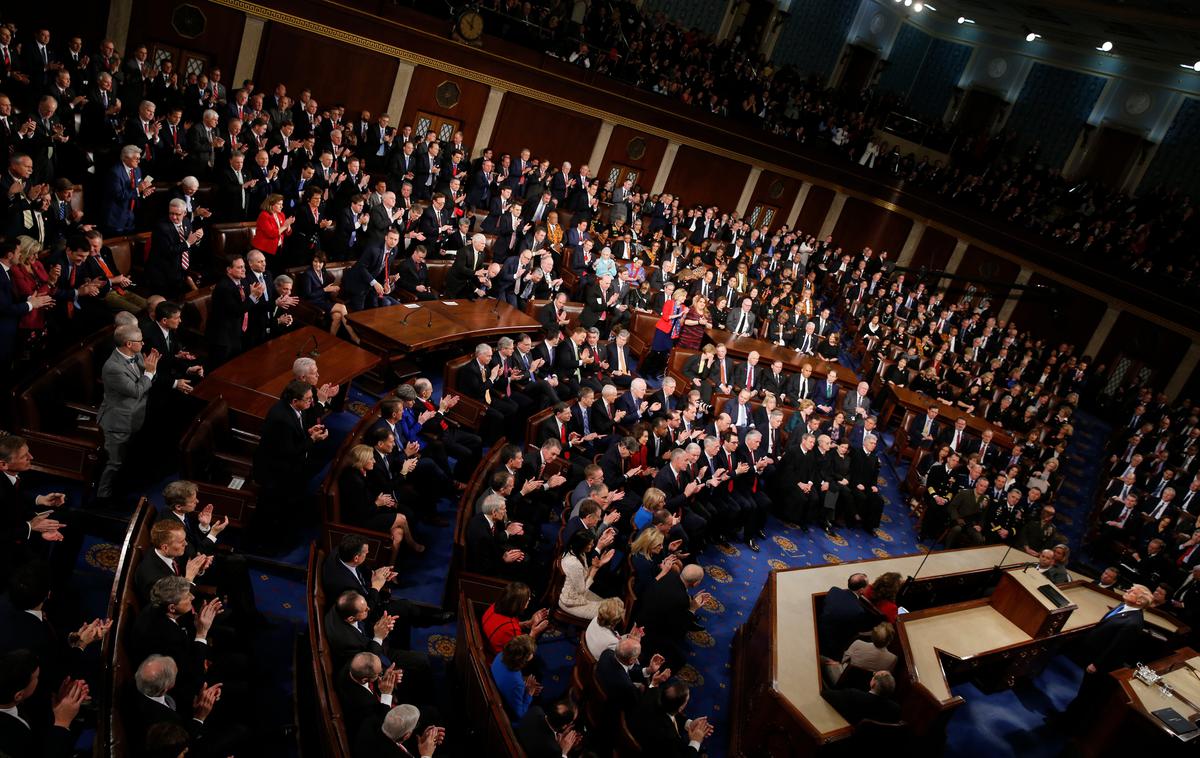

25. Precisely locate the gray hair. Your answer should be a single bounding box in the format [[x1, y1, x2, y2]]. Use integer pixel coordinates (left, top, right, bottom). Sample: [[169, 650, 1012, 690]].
[[601, 384, 618, 399], [202, 108, 218, 121], [745, 429, 762, 443], [135, 655, 177, 697], [381, 704, 421, 741], [630, 378, 647, 394], [615, 635, 641, 664], [181, 176, 200, 190], [120, 145, 142, 160], [497, 336, 514, 350], [472, 233, 487, 245], [670, 449, 688, 465], [685, 442, 701, 455], [114, 311, 138, 327], [293, 357, 317, 377], [114, 324, 142, 346], [168, 198, 187, 212], [481, 494, 505, 517], [474, 343, 492, 358], [681, 564, 704, 586], [149, 576, 191, 609], [246, 249, 265, 265], [274, 274, 293, 289], [413, 378, 433, 395]]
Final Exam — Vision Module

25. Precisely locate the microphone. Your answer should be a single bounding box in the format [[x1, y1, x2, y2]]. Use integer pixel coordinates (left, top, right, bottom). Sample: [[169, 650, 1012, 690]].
[[399, 306, 420, 326], [427, 308, 434, 328], [296, 333, 320, 358], [898, 524, 952, 605], [490, 295, 502, 321]]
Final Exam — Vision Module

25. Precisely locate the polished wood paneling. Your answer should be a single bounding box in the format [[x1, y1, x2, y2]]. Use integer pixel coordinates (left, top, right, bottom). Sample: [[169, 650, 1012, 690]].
[[598, 125, 668, 192], [487, 93, 601, 167], [129, 0, 246, 74], [1009, 272, 1106, 350], [746, 169, 802, 223], [832, 196, 912, 255], [397, 65, 491, 148], [254, 22, 398, 115], [907, 226, 958, 272], [795, 185, 834, 236], [662, 145, 750, 211], [1097, 310, 1190, 369]]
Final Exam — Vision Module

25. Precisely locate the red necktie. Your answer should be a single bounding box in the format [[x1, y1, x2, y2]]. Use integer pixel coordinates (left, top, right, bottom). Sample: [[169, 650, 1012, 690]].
[[559, 423, 569, 459], [129, 169, 137, 210], [237, 281, 248, 331]]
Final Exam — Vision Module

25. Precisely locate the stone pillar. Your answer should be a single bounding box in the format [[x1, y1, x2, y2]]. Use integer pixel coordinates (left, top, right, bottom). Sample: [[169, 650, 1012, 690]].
[[717, 0, 738, 42], [997, 267, 1033, 324], [106, 0, 133, 54], [473, 86, 506, 158], [1083, 306, 1121, 360], [233, 16, 266, 88], [384, 61, 416, 123], [1165, 342, 1200, 401], [895, 221, 925, 267], [787, 182, 811, 228], [817, 191, 847, 240], [650, 141, 680, 195], [736, 167, 762, 217], [937, 239, 969, 289], [587, 121, 614, 177]]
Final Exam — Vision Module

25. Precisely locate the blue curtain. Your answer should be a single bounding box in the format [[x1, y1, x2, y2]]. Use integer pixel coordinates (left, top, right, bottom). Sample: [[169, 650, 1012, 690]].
[[771, 0, 859, 82], [877, 23, 929, 100], [1139, 97, 1200, 199], [1005, 63, 1106, 169], [906, 38, 971, 119]]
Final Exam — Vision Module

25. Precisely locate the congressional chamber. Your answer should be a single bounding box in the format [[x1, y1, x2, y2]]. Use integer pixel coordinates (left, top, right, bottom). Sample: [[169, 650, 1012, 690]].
[[1, 1, 1199, 757]]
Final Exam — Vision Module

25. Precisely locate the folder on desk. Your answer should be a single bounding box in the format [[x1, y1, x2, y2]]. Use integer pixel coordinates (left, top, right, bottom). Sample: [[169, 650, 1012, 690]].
[[1152, 707, 1198, 735]]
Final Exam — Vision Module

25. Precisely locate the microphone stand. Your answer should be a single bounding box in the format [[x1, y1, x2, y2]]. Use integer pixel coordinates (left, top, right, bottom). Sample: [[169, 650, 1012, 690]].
[[490, 294, 502, 321], [398, 306, 420, 326], [898, 525, 952, 606]]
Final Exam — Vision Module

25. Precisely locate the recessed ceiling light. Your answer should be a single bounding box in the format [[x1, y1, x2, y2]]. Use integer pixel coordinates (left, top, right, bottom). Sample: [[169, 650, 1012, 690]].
[[913, 2, 924, 11], [1098, 41, 1113, 52], [904, 0, 912, 6], [1025, 32, 1040, 42], [958, 16, 975, 24]]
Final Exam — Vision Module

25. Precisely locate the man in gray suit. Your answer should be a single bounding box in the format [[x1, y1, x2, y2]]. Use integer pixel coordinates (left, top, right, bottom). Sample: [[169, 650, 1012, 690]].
[[725, 297, 756, 336], [609, 178, 632, 226], [842, 382, 872, 424], [96, 324, 160, 501]]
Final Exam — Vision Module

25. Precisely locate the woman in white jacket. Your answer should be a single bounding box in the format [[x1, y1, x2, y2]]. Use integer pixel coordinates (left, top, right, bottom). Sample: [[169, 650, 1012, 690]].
[[558, 529, 613, 620]]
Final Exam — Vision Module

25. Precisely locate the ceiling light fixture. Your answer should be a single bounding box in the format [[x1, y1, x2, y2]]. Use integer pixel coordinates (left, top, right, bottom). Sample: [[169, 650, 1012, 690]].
[[913, 2, 924, 12], [1098, 40, 1113, 52], [904, 0, 912, 6], [1186, 61, 1200, 71], [1025, 32, 1040, 42], [924, 4, 936, 9]]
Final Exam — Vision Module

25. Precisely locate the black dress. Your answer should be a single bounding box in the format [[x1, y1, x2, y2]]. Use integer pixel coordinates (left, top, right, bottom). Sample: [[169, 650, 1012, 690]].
[[338, 466, 399, 532]]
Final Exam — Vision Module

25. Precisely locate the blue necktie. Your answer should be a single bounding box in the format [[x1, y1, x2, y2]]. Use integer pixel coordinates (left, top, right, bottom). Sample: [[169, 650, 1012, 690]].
[[1102, 605, 1125, 621]]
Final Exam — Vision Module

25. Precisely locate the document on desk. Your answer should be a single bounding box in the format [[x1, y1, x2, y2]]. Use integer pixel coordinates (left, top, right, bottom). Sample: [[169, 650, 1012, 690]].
[[402, 303, 420, 309], [441, 301, 459, 306]]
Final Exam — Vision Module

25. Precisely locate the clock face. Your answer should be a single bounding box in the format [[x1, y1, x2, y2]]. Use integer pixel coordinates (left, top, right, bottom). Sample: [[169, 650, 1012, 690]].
[[1125, 92, 1152, 116], [458, 11, 484, 41], [870, 13, 886, 35], [172, 4, 206, 40], [987, 57, 1008, 79]]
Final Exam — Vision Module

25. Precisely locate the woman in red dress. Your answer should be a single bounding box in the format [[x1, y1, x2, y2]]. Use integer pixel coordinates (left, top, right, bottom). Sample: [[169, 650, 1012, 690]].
[[642, 285, 688, 379], [9, 236, 55, 355], [250, 193, 293, 256]]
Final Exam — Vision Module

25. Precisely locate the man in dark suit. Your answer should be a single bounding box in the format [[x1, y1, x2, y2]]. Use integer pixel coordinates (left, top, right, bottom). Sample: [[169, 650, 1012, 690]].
[[516, 698, 581, 758], [342, 228, 401, 311], [334, 652, 399, 740], [145, 199, 201, 298], [396, 244, 436, 301], [206, 255, 261, 366], [1062, 584, 1153, 724], [596, 636, 667, 719], [444, 233, 488, 298], [465, 495, 528, 579], [322, 590, 434, 700], [630, 680, 713, 757], [816, 573, 883, 659], [251, 381, 327, 549], [821, 671, 901, 724], [0, 648, 83, 758], [636, 564, 709, 670]]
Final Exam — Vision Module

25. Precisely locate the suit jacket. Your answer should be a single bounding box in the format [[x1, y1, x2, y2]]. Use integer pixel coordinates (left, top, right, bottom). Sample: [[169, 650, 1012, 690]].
[[444, 246, 485, 297], [635, 573, 694, 646], [0, 711, 75, 758], [596, 648, 649, 713], [1081, 608, 1145, 672], [98, 348, 153, 436], [816, 587, 882, 659], [630, 695, 699, 758], [842, 392, 871, 422], [323, 605, 385, 667], [725, 309, 756, 336], [207, 275, 253, 354], [396, 257, 430, 295], [104, 162, 144, 231], [253, 399, 313, 490], [821, 687, 901, 725], [465, 512, 511, 575]]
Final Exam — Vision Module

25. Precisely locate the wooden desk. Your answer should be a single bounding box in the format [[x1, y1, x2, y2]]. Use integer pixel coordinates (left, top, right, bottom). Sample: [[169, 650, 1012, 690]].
[[192, 327, 380, 422], [879, 384, 1014, 449], [348, 300, 541, 354], [704, 328, 860, 387], [1079, 648, 1200, 756], [729, 549, 1188, 756]]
